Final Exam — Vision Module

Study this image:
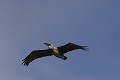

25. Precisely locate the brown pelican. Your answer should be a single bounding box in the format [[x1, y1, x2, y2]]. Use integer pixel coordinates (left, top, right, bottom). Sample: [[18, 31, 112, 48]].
[[22, 42, 88, 66]]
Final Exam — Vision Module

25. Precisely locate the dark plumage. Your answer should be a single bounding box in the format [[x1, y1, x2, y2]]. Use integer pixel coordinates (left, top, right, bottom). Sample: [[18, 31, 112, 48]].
[[22, 49, 53, 66], [22, 43, 88, 66], [57, 43, 88, 54]]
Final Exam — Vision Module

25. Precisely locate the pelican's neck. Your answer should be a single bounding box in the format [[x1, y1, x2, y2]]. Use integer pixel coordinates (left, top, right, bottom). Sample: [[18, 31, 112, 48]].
[[48, 44, 54, 49]]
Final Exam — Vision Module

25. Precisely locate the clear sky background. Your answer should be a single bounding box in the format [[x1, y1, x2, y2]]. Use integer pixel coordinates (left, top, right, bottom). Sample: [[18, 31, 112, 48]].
[[0, 0, 120, 80]]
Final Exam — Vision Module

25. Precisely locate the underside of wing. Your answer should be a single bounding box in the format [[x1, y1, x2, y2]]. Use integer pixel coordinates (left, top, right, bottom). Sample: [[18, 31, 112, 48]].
[[57, 43, 88, 54], [22, 49, 53, 66]]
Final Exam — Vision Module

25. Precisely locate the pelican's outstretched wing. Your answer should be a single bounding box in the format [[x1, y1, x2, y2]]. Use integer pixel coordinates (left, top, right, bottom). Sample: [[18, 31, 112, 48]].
[[22, 49, 53, 66], [57, 43, 88, 54]]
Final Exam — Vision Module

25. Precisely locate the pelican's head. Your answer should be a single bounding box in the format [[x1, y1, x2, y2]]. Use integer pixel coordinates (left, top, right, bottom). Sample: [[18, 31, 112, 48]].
[[44, 42, 53, 49]]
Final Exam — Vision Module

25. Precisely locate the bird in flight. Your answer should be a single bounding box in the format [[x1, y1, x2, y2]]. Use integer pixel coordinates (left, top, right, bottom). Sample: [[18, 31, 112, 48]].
[[22, 42, 88, 66]]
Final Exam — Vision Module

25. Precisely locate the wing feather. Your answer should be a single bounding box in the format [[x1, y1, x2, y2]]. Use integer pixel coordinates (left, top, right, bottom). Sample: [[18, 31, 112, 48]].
[[57, 43, 88, 54], [22, 49, 52, 66]]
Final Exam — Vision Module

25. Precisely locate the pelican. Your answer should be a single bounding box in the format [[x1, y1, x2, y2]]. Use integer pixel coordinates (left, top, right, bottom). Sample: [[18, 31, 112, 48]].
[[22, 42, 88, 66]]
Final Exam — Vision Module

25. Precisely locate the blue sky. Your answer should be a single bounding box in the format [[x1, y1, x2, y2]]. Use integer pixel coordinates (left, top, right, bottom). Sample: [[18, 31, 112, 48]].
[[0, 0, 120, 80]]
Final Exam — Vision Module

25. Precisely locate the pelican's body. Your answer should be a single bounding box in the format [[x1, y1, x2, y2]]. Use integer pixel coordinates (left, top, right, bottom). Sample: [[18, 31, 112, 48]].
[[22, 42, 88, 66], [44, 42, 67, 60]]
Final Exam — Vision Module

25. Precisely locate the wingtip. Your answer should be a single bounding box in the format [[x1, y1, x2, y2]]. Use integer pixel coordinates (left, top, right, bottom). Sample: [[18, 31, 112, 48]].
[[83, 46, 89, 51], [21, 59, 29, 66]]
